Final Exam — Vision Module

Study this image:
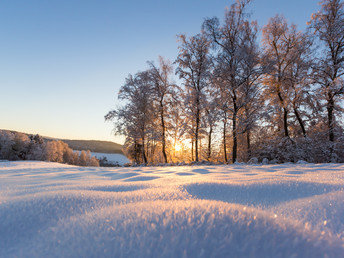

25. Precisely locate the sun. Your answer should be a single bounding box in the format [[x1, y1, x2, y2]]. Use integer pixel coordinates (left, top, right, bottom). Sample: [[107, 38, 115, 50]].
[[174, 142, 183, 152]]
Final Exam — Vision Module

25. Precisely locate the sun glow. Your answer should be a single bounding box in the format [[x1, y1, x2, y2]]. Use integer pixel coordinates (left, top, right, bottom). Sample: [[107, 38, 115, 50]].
[[174, 142, 183, 152]]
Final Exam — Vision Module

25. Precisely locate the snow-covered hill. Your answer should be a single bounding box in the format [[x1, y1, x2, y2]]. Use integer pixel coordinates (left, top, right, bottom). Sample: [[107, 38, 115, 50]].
[[90, 152, 129, 165], [1, 161, 344, 257]]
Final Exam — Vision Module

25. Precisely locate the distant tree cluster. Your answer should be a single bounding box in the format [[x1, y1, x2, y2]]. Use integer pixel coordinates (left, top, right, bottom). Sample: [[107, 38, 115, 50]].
[[106, 0, 344, 164], [0, 131, 99, 166]]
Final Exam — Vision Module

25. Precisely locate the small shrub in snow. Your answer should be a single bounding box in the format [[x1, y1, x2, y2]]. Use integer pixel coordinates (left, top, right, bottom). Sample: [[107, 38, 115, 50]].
[[297, 160, 308, 164], [248, 157, 259, 164], [262, 158, 269, 165]]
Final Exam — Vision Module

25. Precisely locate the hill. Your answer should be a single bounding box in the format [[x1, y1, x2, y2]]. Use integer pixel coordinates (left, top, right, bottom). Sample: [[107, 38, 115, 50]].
[[60, 139, 123, 154], [0, 129, 123, 154]]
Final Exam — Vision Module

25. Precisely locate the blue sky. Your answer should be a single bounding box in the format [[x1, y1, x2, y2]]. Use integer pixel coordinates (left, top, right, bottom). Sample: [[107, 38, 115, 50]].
[[0, 0, 318, 143]]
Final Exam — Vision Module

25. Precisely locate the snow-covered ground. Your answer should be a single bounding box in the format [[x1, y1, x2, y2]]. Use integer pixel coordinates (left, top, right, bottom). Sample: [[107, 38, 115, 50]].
[[76, 151, 129, 165], [1, 161, 344, 257], [89, 152, 129, 165]]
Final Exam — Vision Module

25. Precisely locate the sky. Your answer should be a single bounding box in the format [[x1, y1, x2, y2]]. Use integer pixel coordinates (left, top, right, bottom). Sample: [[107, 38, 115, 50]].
[[0, 0, 319, 144]]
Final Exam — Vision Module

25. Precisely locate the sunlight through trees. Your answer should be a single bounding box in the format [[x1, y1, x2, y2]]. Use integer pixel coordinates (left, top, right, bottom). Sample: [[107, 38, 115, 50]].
[[106, 0, 344, 165]]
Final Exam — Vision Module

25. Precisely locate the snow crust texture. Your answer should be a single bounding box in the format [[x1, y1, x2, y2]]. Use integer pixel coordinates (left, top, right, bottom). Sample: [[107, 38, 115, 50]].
[[1, 161, 344, 257]]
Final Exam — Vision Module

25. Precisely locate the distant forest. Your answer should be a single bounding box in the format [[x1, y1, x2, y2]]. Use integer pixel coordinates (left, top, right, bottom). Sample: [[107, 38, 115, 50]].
[[0, 130, 100, 166], [106, 0, 344, 164], [61, 139, 123, 154]]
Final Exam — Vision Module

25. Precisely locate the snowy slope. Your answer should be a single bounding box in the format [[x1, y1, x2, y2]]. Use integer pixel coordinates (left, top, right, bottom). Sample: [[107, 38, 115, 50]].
[[90, 152, 129, 165], [1, 161, 344, 257]]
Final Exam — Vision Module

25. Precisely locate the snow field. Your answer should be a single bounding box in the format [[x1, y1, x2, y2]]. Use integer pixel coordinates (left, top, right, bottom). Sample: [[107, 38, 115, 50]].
[[1, 161, 344, 257]]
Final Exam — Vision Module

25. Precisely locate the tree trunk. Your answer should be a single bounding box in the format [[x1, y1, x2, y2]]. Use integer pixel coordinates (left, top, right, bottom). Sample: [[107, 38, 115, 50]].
[[173, 136, 177, 162], [146, 140, 151, 163], [141, 136, 147, 164], [283, 107, 289, 138], [191, 139, 194, 162], [277, 90, 289, 138], [232, 98, 238, 164], [223, 119, 228, 163], [142, 147, 147, 164], [327, 97, 335, 142], [207, 127, 213, 161], [294, 107, 306, 137], [246, 129, 251, 160], [195, 104, 200, 162], [134, 140, 139, 164], [160, 106, 168, 163], [232, 111, 237, 164]]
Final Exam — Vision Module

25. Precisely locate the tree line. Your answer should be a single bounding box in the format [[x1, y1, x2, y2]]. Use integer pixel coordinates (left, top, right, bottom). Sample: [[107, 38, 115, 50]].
[[0, 130, 99, 166], [106, 0, 344, 165]]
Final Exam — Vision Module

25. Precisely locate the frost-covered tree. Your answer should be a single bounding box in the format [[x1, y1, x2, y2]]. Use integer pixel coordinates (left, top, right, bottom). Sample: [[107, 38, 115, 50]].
[[44, 140, 69, 163], [175, 32, 211, 162], [204, 0, 262, 163], [106, 71, 153, 164], [203, 89, 219, 161], [309, 0, 344, 142], [26, 134, 45, 160], [238, 74, 263, 160], [262, 15, 312, 138], [148, 56, 175, 163], [79, 150, 88, 166], [285, 34, 313, 138], [45, 141, 98, 166], [0, 131, 16, 160], [0, 130, 98, 166], [168, 89, 187, 162], [105, 0, 344, 164]]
